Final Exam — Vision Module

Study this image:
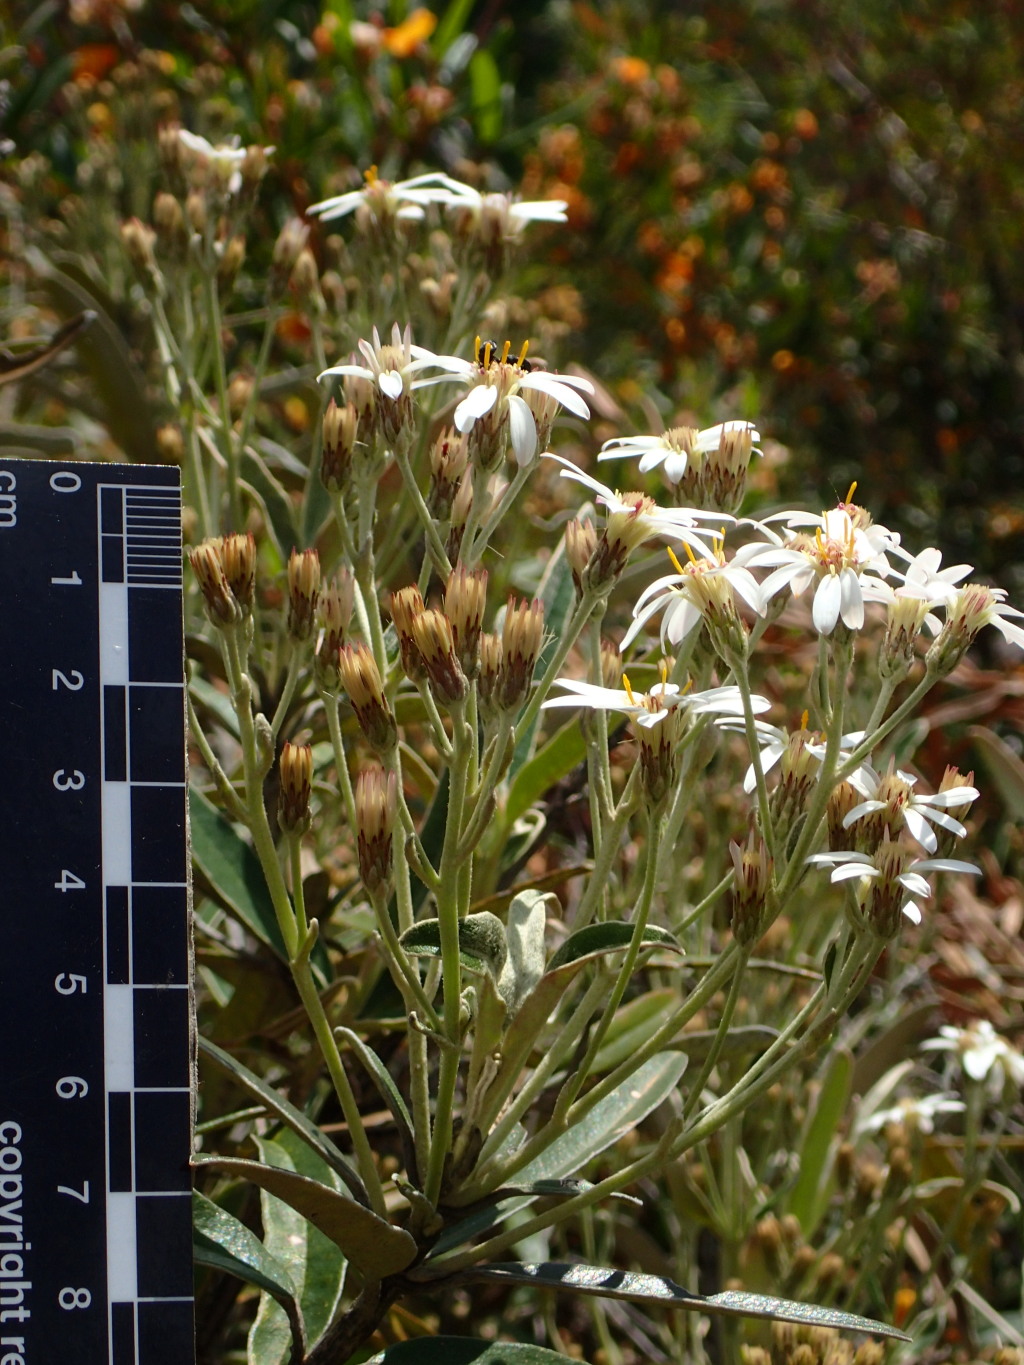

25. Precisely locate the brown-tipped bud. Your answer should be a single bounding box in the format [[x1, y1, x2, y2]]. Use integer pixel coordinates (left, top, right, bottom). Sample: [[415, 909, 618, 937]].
[[278, 741, 312, 834], [600, 637, 621, 690], [477, 632, 503, 712], [412, 608, 468, 707], [521, 383, 561, 453], [446, 475, 473, 564], [705, 424, 755, 512], [157, 123, 184, 180], [881, 593, 930, 680], [241, 144, 272, 190], [355, 765, 396, 894], [220, 532, 257, 612], [826, 780, 861, 851], [445, 565, 488, 677], [589, 492, 658, 591], [217, 234, 246, 286], [565, 517, 598, 596], [314, 569, 355, 691], [185, 188, 207, 233], [121, 217, 157, 271], [729, 833, 773, 943], [290, 247, 321, 302], [861, 837, 914, 939], [152, 191, 187, 253], [390, 586, 427, 681], [271, 216, 310, 287], [338, 643, 396, 753], [155, 423, 185, 465], [927, 582, 999, 676], [934, 765, 978, 857], [427, 426, 469, 518], [287, 548, 321, 642], [498, 597, 544, 711], [321, 399, 358, 492], [190, 540, 239, 626], [769, 725, 821, 838], [227, 372, 254, 419]]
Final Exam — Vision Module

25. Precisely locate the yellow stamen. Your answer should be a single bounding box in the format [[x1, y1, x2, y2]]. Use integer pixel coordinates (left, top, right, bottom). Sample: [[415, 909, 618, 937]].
[[517, 339, 530, 367], [815, 526, 825, 553], [684, 539, 699, 565], [800, 709, 809, 730], [500, 339, 511, 365], [659, 658, 669, 687], [681, 677, 693, 695], [845, 480, 858, 504], [364, 165, 379, 185], [474, 334, 482, 365], [667, 546, 685, 575], [621, 673, 637, 706]]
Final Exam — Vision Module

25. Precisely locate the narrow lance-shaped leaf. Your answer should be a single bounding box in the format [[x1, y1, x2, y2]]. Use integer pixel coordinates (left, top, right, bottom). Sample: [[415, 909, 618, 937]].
[[198, 1036, 369, 1205], [368, 1339, 587, 1365], [193, 1155, 417, 1278], [334, 1026, 417, 1182], [458, 1263, 911, 1341], [192, 1190, 306, 1364]]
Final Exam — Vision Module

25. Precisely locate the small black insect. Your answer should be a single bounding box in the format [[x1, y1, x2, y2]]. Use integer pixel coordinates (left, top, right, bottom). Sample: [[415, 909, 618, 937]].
[[476, 338, 533, 372]]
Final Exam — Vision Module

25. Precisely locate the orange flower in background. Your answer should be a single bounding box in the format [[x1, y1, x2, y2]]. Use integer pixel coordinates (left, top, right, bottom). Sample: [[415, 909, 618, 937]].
[[611, 55, 650, 84], [72, 43, 120, 81], [383, 7, 437, 58]]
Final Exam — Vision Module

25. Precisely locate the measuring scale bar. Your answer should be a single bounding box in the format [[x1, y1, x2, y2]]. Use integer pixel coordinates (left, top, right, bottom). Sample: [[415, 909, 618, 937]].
[[0, 461, 193, 1365]]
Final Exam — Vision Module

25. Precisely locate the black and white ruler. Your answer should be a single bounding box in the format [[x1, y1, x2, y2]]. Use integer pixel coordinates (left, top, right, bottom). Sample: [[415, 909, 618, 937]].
[[0, 460, 193, 1365]]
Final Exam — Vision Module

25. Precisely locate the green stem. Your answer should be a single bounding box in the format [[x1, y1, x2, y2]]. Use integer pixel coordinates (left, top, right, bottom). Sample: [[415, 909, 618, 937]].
[[201, 258, 240, 530], [394, 447, 452, 577]]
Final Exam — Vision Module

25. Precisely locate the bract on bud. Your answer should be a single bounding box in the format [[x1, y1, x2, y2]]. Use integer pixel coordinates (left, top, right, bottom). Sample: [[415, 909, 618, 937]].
[[121, 218, 157, 272], [220, 532, 257, 613], [338, 643, 397, 753], [356, 765, 396, 894], [729, 834, 773, 943], [321, 399, 358, 492], [446, 475, 473, 564], [278, 742, 313, 834], [412, 608, 468, 707], [498, 597, 544, 711], [314, 569, 355, 691], [390, 586, 427, 681], [287, 548, 321, 642], [444, 565, 488, 677], [190, 540, 240, 626], [477, 633, 503, 713], [565, 518, 598, 596], [827, 781, 861, 851], [427, 426, 469, 518]]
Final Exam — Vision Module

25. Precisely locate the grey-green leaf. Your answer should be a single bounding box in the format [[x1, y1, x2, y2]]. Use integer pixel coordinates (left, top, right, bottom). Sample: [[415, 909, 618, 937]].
[[367, 1339, 587, 1364], [195, 1154, 417, 1278], [198, 1036, 369, 1205], [334, 1026, 417, 1180], [193, 1190, 306, 1365], [400, 911, 508, 979], [247, 1131, 346, 1365], [547, 922, 682, 971], [497, 890, 552, 1013], [461, 1263, 910, 1340]]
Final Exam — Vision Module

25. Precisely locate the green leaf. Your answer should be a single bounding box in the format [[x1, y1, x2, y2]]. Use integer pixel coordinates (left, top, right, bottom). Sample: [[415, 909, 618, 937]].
[[513, 1052, 688, 1186], [240, 447, 298, 561], [247, 1132, 347, 1365], [432, 0, 477, 59], [192, 1190, 305, 1364], [198, 1036, 369, 1204], [367, 1339, 585, 1364], [497, 890, 551, 1013], [195, 1153, 417, 1278], [413, 768, 449, 910], [547, 922, 682, 971], [469, 48, 503, 144], [494, 1177, 640, 1207], [504, 718, 586, 826], [190, 786, 289, 961], [334, 1026, 417, 1180], [787, 1048, 853, 1237], [460, 1263, 910, 1340], [968, 724, 1024, 820], [591, 989, 678, 1075], [400, 911, 508, 979]]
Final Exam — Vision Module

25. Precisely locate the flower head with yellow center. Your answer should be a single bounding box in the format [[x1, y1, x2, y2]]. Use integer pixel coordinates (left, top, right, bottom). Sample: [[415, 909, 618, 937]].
[[622, 537, 766, 651]]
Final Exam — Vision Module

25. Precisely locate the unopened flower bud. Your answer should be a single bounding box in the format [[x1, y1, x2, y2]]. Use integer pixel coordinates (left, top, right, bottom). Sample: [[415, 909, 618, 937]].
[[389, 586, 427, 682], [498, 597, 544, 711], [356, 765, 396, 893], [633, 695, 685, 808], [927, 583, 1001, 676], [220, 532, 257, 612], [218, 234, 246, 286], [190, 540, 240, 626], [412, 608, 468, 707], [338, 643, 396, 753], [600, 637, 621, 690], [290, 247, 321, 303], [121, 217, 157, 272], [729, 833, 773, 943], [861, 838, 913, 939], [769, 723, 820, 840], [287, 548, 321, 642], [152, 191, 187, 254], [445, 565, 488, 677], [565, 517, 598, 596], [827, 780, 861, 851], [241, 143, 272, 189], [321, 399, 358, 492], [704, 424, 755, 512], [477, 633, 503, 713], [314, 569, 354, 691], [227, 372, 253, 418], [185, 189, 207, 234], [278, 741, 312, 834], [427, 426, 469, 518], [155, 423, 185, 465], [588, 492, 658, 591], [446, 474, 474, 564], [881, 594, 931, 680], [271, 216, 310, 289]]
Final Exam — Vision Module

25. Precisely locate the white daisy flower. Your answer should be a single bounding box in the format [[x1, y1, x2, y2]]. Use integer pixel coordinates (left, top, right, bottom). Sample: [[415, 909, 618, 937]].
[[622, 540, 767, 651], [307, 168, 455, 224], [742, 503, 897, 634], [923, 1021, 1024, 1093], [437, 176, 569, 242], [599, 420, 761, 486], [842, 763, 979, 855], [422, 341, 594, 467], [318, 322, 454, 402], [715, 718, 867, 797], [858, 1092, 965, 1137], [940, 582, 1024, 652], [542, 676, 769, 727], [806, 847, 979, 926], [177, 129, 274, 195]]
